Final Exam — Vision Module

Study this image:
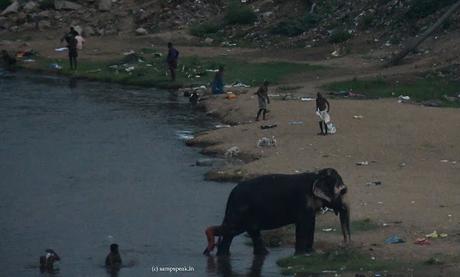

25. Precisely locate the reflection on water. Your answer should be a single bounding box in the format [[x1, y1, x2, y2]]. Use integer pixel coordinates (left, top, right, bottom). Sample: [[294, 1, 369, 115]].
[[0, 72, 286, 276], [207, 256, 266, 277]]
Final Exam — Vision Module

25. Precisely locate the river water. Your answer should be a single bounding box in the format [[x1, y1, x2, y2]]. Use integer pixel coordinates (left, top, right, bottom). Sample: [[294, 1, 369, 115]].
[[0, 71, 289, 277]]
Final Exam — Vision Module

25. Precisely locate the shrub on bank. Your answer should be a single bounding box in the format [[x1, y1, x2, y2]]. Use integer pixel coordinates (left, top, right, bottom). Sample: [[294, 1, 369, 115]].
[[406, 0, 457, 19], [224, 1, 257, 25], [0, 0, 11, 10], [39, 0, 55, 9], [328, 29, 352, 43], [190, 21, 221, 37]]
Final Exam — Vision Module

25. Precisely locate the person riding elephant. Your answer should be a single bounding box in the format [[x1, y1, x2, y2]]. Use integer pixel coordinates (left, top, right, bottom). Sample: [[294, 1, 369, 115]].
[[203, 168, 351, 256]]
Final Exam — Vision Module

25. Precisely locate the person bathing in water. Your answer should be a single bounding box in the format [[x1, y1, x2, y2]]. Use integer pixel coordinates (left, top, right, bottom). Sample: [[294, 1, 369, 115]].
[[255, 81, 270, 121], [39, 249, 60, 273], [316, 92, 331, 135], [105, 243, 122, 270]]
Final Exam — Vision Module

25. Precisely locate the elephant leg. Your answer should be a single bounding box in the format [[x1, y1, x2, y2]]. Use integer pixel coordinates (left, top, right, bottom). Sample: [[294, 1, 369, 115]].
[[248, 230, 269, 256], [216, 226, 244, 256], [216, 234, 234, 256], [295, 211, 316, 255]]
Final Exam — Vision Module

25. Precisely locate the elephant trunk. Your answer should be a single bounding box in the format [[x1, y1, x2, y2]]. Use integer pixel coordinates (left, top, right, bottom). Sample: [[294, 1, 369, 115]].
[[339, 202, 351, 243]]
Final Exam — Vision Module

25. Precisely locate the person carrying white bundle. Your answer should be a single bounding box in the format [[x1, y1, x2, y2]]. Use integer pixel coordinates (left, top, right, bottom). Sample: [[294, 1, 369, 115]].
[[315, 92, 335, 135]]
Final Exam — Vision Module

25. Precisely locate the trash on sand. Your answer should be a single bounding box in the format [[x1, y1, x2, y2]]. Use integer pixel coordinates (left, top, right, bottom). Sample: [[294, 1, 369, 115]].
[[206, 69, 219, 73], [300, 97, 314, 101], [49, 63, 62, 70], [356, 161, 369, 166], [321, 228, 336, 232], [398, 95, 411, 103], [123, 50, 136, 55], [331, 50, 340, 57], [225, 92, 237, 100], [260, 124, 277, 130], [414, 238, 431, 245], [353, 115, 364, 119], [320, 207, 334, 214], [215, 124, 231, 129], [23, 59, 35, 62], [55, 47, 68, 52], [425, 231, 448, 239], [288, 121, 304, 125], [366, 181, 382, 186], [232, 82, 250, 88], [125, 66, 135, 72], [440, 160, 449, 163], [257, 136, 277, 148], [384, 234, 405, 244], [225, 146, 240, 158]]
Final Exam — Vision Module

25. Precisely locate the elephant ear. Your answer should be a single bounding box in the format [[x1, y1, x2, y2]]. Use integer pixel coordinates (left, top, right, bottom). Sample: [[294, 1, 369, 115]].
[[313, 168, 344, 203]]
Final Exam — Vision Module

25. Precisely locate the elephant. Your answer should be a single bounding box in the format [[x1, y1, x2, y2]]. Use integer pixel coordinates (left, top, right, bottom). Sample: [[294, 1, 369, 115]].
[[203, 168, 351, 256]]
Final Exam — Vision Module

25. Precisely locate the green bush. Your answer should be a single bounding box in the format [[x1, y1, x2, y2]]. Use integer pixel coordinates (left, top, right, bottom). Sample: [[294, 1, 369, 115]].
[[39, 0, 55, 9], [0, 0, 11, 10], [224, 1, 257, 25], [270, 13, 320, 37], [328, 29, 352, 43], [302, 13, 321, 28], [407, 0, 457, 19], [189, 21, 220, 37], [270, 19, 305, 37]]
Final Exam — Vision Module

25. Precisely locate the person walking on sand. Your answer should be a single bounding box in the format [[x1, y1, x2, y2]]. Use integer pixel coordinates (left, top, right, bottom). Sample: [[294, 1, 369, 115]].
[[316, 92, 330, 135], [255, 81, 270, 121], [166, 42, 179, 81], [211, 66, 224, 94], [61, 27, 79, 70]]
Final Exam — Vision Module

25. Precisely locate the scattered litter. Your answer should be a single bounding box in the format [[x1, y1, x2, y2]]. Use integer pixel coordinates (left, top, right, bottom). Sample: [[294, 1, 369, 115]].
[[425, 231, 448, 239], [356, 161, 369, 166], [321, 228, 336, 232], [300, 97, 314, 101], [154, 53, 162, 57], [196, 158, 216, 167], [320, 207, 334, 214], [366, 181, 382, 186], [125, 66, 135, 72], [225, 146, 240, 158], [288, 121, 304, 125], [440, 160, 449, 163], [225, 92, 237, 100], [399, 95, 410, 101], [257, 136, 277, 147], [331, 50, 340, 57], [353, 115, 364, 119], [399, 162, 407, 167], [260, 124, 277, 130], [414, 238, 431, 245], [23, 59, 35, 62], [215, 124, 231, 129], [206, 69, 219, 73], [232, 82, 250, 88], [123, 50, 136, 55], [268, 94, 280, 97], [49, 63, 62, 70], [54, 47, 67, 52], [384, 234, 405, 244]]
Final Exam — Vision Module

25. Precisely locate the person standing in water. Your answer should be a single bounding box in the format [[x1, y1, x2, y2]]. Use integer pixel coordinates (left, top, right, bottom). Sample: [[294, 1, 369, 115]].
[[61, 27, 79, 70], [105, 243, 122, 270], [166, 42, 179, 81], [211, 66, 224, 94]]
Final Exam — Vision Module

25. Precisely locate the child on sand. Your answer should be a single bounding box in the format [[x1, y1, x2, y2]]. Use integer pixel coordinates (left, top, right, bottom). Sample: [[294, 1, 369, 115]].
[[255, 81, 270, 121], [316, 92, 331, 135]]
